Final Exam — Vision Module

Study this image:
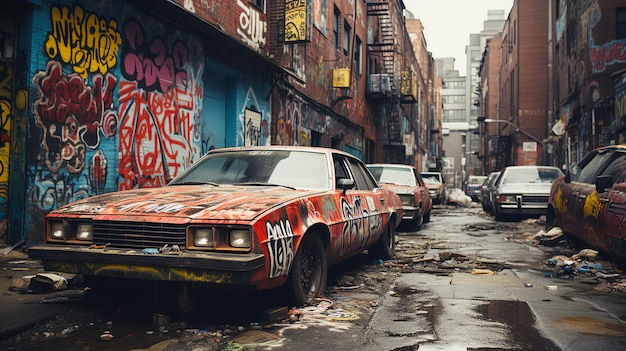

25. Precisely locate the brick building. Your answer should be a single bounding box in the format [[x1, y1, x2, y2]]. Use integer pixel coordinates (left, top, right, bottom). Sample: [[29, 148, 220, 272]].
[[0, 0, 435, 246]]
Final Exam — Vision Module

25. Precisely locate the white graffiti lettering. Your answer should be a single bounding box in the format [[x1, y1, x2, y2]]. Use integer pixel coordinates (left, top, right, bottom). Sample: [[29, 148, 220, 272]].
[[118, 201, 187, 213], [237, 0, 267, 50], [266, 219, 295, 278]]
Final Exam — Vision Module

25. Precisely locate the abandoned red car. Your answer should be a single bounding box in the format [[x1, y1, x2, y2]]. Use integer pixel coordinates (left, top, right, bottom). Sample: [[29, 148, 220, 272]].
[[29, 146, 403, 306], [547, 144, 626, 264], [367, 163, 432, 231]]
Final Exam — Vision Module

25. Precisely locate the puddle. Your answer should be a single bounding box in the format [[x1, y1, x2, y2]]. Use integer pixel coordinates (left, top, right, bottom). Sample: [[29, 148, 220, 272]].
[[474, 300, 560, 350]]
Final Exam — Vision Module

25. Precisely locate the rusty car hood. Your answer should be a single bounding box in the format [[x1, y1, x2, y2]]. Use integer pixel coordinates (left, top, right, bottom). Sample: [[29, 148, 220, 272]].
[[52, 185, 325, 221]]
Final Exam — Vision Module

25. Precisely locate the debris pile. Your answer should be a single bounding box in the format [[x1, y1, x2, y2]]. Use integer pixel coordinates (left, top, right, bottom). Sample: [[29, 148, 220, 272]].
[[532, 227, 626, 293]]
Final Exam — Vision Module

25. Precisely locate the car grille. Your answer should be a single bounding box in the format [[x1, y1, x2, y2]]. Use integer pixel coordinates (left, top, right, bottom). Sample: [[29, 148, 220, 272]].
[[92, 220, 187, 249], [522, 195, 548, 204]]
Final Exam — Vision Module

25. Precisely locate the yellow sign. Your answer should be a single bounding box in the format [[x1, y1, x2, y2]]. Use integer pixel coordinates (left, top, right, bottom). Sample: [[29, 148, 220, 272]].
[[400, 71, 412, 96], [332, 68, 351, 88], [285, 0, 308, 42]]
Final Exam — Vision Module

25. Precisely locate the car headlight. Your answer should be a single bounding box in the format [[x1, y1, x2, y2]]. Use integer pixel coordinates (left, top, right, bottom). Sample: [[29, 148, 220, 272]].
[[76, 223, 93, 240], [399, 194, 414, 206], [50, 221, 65, 240], [230, 229, 251, 248], [193, 228, 215, 247], [189, 226, 252, 251], [48, 220, 92, 242]]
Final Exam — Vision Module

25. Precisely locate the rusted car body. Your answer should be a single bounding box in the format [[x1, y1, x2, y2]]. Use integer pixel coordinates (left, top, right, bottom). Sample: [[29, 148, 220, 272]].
[[367, 163, 432, 231], [421, 172, 446, 205], [547, 145, 626, 264], [29, 146, 403, 306]]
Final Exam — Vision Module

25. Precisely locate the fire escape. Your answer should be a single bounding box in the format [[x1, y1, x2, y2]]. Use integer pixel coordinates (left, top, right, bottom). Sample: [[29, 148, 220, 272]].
[[366, 0, 403, 157]]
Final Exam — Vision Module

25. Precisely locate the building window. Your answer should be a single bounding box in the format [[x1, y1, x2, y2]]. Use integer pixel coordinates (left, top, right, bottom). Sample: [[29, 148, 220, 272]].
[[443, 109, 465, 122], [333, 7, 340, 50], [443, 80, 466, 89], [343, 20, 351, 55], [618, 7, 626, 39], [253, 0, 265, 13], [442, 95, 465, 104], [355, 36, 362, 74]]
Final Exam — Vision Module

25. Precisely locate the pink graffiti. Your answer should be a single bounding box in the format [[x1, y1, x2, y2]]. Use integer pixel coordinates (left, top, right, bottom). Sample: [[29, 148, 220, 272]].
[[122, 20, 189, 93], [33, 61, 118, 173], [117, 78, 202, 191], [590, 39, 626, 73]]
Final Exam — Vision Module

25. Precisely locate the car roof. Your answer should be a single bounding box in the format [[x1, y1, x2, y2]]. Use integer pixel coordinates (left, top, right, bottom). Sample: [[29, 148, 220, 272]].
[[367, 163, 416, 169], [208, 145, 356, 158]]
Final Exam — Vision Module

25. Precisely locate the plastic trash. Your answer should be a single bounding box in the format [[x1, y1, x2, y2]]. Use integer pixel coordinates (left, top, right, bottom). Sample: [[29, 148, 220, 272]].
[[143, 248, 159, 254]]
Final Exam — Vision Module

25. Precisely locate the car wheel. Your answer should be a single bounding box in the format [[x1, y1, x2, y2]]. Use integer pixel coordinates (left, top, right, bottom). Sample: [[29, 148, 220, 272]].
[[287, 234, 327, 307], [423, 209, 431, 223], [370, 221, 396, 260], [546, 206, 557, 231], [412, 208, 424, 231]]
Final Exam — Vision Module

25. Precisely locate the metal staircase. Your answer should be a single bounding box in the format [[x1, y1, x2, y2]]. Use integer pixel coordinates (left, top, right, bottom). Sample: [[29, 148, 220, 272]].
[[366, 0, 396, 91], [367, 0, 401, 145]]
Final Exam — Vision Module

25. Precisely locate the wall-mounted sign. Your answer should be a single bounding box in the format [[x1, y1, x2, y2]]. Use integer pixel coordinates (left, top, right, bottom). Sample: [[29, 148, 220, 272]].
[[332, 68, 351, 88], [285, 0, 309, 42]]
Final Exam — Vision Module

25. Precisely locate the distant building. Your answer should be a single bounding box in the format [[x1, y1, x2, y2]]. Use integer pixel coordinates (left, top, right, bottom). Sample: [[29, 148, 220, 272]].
[[464, 10, 507, 176]]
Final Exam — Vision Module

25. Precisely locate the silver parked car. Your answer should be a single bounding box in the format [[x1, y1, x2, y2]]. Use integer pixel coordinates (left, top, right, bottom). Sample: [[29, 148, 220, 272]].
[[492, 166, 564, 221], [480, 171, 500, 214]]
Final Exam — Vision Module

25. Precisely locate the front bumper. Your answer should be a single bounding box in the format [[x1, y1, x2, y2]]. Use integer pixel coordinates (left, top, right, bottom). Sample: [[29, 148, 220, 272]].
[[495, 204, 547, 216], [29, 245, 266, 285], [402, 205, 419, 220]]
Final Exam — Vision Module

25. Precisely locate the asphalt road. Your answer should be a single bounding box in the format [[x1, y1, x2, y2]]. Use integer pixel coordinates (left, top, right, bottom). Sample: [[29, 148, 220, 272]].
[[1, 204, 626, 351]]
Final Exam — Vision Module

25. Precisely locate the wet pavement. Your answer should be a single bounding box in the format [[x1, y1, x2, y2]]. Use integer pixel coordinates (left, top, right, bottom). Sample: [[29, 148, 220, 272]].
[[1, 204, 626, 350]]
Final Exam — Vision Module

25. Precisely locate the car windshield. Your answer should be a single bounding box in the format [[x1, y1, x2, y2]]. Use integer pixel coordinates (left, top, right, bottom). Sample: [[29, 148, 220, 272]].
[[422, 174, 441, 183], [368, 167, 416, 186], [170, 150, 331, 190], [501, 167, 563, 184], [423, 177, 438, 184]]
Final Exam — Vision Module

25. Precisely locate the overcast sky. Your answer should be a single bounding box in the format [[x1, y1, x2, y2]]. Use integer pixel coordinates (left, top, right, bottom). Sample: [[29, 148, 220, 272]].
[[405, 0, 514, 76]]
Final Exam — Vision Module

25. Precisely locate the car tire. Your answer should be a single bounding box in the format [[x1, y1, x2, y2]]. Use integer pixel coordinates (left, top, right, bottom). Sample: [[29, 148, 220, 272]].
[[545, 206, 557, 231], [412, 209, 424, 231], [423, 209, 431, 223], [369, 221, 396, 260], [287, 234, 327, 307]]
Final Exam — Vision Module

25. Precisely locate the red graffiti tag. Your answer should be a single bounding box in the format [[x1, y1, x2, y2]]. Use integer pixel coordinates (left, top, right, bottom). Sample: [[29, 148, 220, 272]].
[[590, 39, 626, 73], [33, 61, 118, 173], [117, 78, 202, 191]]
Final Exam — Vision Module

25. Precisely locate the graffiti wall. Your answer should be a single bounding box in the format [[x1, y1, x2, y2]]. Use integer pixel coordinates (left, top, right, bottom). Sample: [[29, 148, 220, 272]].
[[20, 0, 272, 242], [0, 58, 12, 242]]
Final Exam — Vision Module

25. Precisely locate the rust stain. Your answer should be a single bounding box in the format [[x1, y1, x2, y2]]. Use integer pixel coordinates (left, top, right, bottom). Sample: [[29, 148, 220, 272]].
[[557, 316, 626, 336]]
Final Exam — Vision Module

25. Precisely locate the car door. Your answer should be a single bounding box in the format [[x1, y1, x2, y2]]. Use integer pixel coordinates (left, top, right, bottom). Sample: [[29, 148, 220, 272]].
[[565, 149, 614, 236], [332, 154, 384, 258], [590, 151, 626, 244], [414, 170, 431, 214]]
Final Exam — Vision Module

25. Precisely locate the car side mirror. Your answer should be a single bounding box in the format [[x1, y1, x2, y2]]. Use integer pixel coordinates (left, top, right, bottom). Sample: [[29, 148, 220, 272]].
[[596, 175, 613, 193], [337, 178, 355, 194]]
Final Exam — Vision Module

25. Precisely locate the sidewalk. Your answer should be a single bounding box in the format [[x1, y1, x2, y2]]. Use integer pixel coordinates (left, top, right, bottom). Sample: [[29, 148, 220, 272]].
[[0, 247, 71, 341]]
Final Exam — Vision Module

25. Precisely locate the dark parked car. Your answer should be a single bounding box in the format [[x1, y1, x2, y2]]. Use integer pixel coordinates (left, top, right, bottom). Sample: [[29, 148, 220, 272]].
[[29, 146, 404, 306], [492, 165, 564, 221], [480, 171, 501, 214], [421, 171, 447, 205], [465, 175, 487, 202], [547, 145, 626, 264], [368, 163, 432, 231]]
